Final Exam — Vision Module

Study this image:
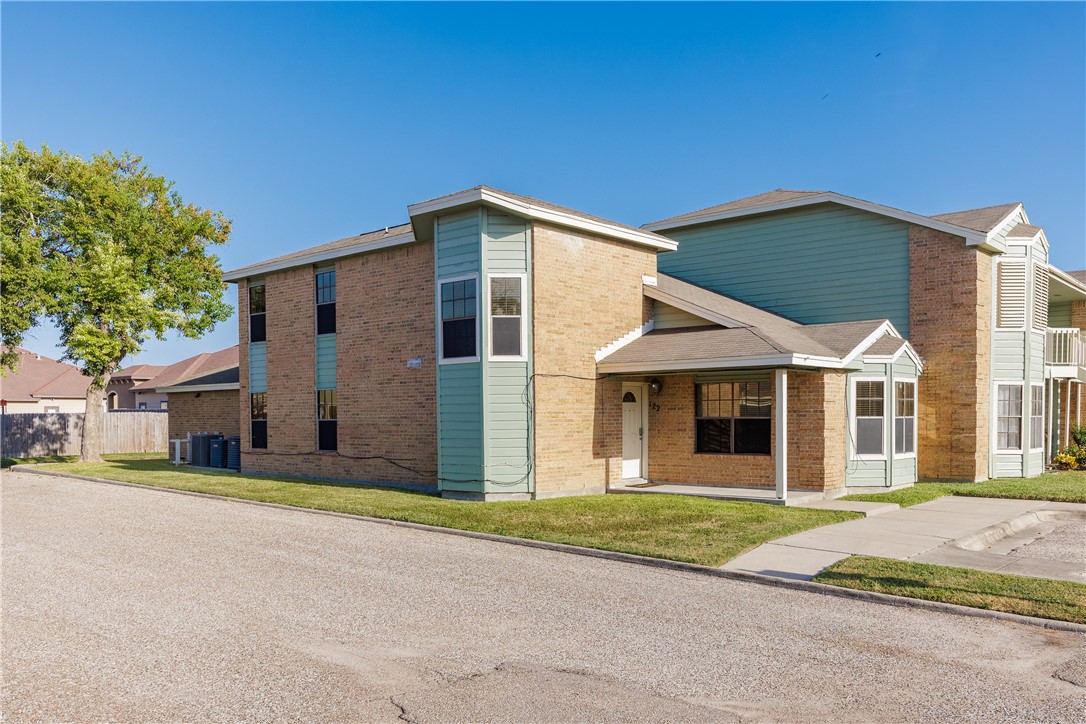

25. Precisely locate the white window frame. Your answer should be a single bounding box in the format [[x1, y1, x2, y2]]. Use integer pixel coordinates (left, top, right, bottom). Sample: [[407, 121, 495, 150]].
[[436, 273, 480, 365], [996, 382, 1025, 453], [892, 377, 917, 460], [850, 376, 887, 461], [995, 259, 1028, 331], [1028, 383, 1044, 452], [486, 273, 528, 362]]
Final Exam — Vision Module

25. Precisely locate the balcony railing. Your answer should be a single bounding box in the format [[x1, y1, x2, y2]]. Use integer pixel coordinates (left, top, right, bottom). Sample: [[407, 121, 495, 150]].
[[1046, 327, 1085, 367]]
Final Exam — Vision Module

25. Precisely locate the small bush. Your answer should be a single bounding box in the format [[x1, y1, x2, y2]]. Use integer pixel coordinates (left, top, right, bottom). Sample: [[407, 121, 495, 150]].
[[1053, 444, 1086, 470], [1071, 422, 1086, 448]]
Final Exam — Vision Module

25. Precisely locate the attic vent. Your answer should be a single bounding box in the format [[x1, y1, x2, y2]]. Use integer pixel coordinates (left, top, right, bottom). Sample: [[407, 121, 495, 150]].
[[1032, 264, 1049, 331], [997, 261, 1027, 329]]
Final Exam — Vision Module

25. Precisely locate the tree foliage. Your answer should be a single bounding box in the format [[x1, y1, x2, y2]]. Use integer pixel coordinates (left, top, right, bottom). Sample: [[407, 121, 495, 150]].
[[1, 142, 233, 459]]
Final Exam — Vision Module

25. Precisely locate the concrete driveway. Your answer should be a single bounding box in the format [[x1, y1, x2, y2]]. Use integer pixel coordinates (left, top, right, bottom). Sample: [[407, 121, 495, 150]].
[[3, 470, 1085, 722]]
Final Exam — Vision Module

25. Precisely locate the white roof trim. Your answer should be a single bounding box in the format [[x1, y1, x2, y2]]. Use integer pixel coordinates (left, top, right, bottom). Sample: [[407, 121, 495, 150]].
[[409, 188, 678, 251], [594, 320, 654, 363], [643, 285, 750, 328], [597, 352, 863, 374], [643, 192, 992, 250], [223, 230, 416, 282], [157, 382, 240, 394], [1048, 265, 1086, 297]]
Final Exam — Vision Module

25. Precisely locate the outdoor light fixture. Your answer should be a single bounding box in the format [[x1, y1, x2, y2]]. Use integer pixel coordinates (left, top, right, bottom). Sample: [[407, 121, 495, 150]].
[[649, 378, 663, 395]]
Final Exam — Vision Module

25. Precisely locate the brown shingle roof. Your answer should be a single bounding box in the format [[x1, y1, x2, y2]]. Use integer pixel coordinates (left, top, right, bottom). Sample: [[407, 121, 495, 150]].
[[930, 203, 1021, 233], [648, 189, 825, 228], [112, 363, 167, 381], [130, 346, 239, 391], [0, 348, 91, 401], [1006, 223, 1042, 238], [600, 278, 890, 370], [862, 335, 907, 357], [232, 223, 414, 275], [1068, 270, 1086, 285]]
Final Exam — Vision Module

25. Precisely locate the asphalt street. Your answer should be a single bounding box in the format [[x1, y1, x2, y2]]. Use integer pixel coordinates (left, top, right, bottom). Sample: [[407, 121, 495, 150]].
[[3, 469, 1084, 722]]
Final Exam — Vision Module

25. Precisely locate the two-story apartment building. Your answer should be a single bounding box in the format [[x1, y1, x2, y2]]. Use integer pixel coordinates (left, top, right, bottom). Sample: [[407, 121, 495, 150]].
[[222, 186, 1085, 502]]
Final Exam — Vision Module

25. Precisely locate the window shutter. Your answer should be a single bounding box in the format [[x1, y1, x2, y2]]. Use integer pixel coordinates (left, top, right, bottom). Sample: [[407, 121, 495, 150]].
[[1032, 264, 1049, 331], [997, 262, 1027, 328]]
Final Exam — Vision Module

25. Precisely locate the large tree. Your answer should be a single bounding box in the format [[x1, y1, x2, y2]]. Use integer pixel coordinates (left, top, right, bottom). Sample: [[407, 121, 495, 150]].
[[1, 142, 232, 461]]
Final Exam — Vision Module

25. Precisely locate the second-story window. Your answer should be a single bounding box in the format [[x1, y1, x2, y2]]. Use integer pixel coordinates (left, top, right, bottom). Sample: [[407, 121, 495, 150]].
[[316, 270, 336, 335], [440, 278, 477, 360], [249, 283, 266, 342]]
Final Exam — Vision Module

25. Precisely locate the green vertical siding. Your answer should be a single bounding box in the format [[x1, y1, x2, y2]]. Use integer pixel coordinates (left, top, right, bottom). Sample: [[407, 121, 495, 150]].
[[436, 210, 483, 492], [249, 342, 267, 393], [315, 335, 336, 389], [657, 204, 912, 336], [482, 210, 532, 494]]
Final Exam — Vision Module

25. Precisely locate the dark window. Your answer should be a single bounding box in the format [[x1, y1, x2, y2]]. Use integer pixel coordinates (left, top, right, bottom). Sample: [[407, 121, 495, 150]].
[[490, 277, 522, 357], [317, 389, 337, 451], [315, 270, 336, 335], [251, 392, 267, 449], [440, 278, 477, 359], [695, 381, 771, 455], [249, 284, 266, 343]]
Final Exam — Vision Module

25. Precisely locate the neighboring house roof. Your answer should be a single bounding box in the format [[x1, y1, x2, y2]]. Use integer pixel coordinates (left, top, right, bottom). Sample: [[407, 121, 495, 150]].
[[598, 274, 917, 373], [156, 364, 240, 393], [930, 203, 1022, 233], [111, 363, 167, 382], [642, 189, 1006, 251], [0, 347, 91, 401], [1067, 270, 1086, 285], [131, 346, 239, 392]]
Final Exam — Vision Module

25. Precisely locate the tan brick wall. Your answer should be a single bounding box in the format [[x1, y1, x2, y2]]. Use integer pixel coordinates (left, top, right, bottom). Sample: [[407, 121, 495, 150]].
[[239, 242, 438, 487], [1072, 300, 1086, 333], [167, 390, 240, 441], [908, 225, 992, 481], [531, 222, 656, 495], [646, 371, 845, 491]]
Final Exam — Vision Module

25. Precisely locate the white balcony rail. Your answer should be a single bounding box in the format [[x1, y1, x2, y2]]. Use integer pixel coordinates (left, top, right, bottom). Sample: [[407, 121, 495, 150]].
[[1046, 327, 1085, 367]]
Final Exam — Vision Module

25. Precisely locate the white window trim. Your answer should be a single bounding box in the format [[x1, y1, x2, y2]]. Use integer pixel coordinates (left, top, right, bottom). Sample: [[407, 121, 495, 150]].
[[486, 273, 528, 362], [436, 273, 481, 365], [995, 259, 1028, 331], [1028, 383, 1045, 453], [850, 376, 887, 461], [995, 381, 1025, 453], [892, 377, 917, 460]]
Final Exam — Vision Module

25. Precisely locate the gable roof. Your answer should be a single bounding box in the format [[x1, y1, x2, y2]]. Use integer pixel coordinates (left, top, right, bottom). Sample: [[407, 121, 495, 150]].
[[131, 346, 239, 392], [408, 185, 677, 252], [156, 364, 240, 392], [0, 348, 91, 401], [598, 274, 916, 374], [111, 363, 167, 381], [643, 189, 1003, 251], [930, 203, 1022, 233], [224, 224, 415, 282]]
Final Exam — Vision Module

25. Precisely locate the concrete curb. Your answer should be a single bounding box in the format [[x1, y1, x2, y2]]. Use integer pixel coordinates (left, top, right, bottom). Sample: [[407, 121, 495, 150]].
[[11, 464, 1086, 635]]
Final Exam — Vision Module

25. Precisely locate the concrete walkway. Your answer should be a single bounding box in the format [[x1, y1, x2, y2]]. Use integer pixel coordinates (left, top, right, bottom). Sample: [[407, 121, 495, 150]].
[[724, 496, 1086, 582]]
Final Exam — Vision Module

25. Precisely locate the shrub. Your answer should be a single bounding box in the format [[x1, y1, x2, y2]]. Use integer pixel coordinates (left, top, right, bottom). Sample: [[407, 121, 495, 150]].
[[1070, 422, 1086, 448], [1053, 444, 1086, 470]]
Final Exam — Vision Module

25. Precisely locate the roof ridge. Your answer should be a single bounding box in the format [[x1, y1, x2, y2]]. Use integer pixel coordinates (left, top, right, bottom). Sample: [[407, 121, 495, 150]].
[[646, 189, 825, 228]]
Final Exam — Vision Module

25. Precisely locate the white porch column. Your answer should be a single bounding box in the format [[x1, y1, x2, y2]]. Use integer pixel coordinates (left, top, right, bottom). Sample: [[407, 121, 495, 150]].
[[1048, 377, 1056, 459], [775, 368, 788, 501], [1065, 381, 1072, 449]]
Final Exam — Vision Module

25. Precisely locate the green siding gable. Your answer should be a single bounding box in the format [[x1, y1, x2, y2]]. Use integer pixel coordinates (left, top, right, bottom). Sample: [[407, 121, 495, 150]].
[[658, 204, 911, 336]]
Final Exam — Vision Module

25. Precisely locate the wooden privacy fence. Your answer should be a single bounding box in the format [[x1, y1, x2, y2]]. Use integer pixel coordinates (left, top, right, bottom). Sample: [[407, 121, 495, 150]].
[[1, 411, 168, 458]]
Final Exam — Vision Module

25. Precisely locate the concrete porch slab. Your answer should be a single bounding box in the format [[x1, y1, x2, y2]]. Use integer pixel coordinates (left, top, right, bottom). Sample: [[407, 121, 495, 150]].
[[608, 483, 824, 506], [795, 499, 900, 517]]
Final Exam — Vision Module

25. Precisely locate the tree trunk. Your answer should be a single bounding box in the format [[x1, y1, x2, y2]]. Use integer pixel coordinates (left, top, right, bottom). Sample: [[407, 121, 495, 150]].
[[79, 373, 110, 463]]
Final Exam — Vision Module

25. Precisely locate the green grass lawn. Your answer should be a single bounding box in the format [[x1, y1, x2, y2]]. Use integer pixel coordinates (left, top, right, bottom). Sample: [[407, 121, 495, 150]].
[[1, 452, 164, 468], [843, 470, 1086, 507], [814, 555, 1086, 624], [18, 454, 858, 566]]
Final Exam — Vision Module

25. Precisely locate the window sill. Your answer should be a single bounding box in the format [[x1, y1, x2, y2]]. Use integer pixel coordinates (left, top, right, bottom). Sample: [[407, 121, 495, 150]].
[[693, 452, 772, 457], [439, 356, 480, 365]]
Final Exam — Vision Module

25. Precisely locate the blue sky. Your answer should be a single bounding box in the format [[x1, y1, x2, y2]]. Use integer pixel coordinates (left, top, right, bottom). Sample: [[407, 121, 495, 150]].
[[4, 1, 1084, 366]]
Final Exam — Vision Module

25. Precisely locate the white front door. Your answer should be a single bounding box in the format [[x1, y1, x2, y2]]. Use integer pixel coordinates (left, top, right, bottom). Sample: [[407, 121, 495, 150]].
[[622, 386, 644, 479]]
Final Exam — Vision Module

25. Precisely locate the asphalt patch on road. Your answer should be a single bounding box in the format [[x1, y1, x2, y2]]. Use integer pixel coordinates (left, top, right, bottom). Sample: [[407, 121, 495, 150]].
[[391, 661, 741, 723]]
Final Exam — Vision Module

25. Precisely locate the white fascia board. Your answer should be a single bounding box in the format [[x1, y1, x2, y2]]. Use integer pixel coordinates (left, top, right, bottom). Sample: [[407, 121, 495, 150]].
[[838, 321, 898, 368], [643, 192, 989, 248], [223, 231, 416, 282], [643, 286, 750, 328], [409, 188, 678, 251], [597, 353, 852, 375], [158, 382, 240, 394], [863, 342, 925, 373], [1048, 265, 1086, 299]]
